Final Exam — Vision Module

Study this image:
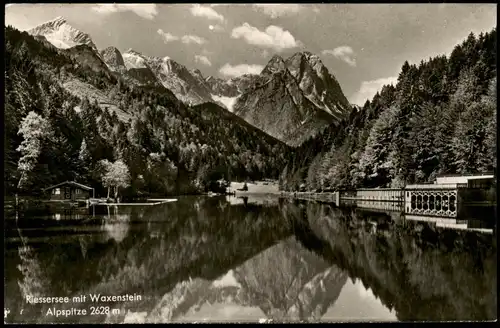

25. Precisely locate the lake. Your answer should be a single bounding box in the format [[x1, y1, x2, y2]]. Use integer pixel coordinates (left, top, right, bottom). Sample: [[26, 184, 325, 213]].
[[3, 195, 497, 323]]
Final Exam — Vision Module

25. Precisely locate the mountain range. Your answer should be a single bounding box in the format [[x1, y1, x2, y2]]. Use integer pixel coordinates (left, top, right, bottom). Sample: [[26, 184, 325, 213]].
[[26, 16, 353, 147]]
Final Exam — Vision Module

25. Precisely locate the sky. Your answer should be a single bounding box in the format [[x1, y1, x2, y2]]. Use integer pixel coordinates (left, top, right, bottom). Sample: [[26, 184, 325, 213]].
[[5, 3, 497, 105]]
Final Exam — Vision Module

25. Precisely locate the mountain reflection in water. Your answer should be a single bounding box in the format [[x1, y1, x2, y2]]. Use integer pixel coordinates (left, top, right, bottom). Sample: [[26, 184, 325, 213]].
[[3, 196, 496, 323]]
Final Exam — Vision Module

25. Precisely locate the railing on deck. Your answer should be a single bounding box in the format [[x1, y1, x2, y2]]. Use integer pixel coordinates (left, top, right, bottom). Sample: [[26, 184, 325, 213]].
[[337, 183, 481, 218], [340, 188, 405, 202]]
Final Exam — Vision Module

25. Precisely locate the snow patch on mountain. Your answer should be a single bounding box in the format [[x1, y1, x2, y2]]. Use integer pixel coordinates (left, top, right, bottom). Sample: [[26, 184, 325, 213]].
[[43, 35, 79, 49], [211, 94, 239, 112], [122, 50, 148, 69], [212, 270, 241, 288]]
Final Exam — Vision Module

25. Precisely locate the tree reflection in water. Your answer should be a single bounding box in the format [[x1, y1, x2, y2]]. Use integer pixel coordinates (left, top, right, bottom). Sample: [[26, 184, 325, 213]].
[[302, 201, 497, 321], [3, 196, 496, 323]]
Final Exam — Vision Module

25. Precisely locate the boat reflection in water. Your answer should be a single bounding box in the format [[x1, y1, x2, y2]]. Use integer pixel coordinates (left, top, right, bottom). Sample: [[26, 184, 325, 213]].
[[3, 195, 496, 323]]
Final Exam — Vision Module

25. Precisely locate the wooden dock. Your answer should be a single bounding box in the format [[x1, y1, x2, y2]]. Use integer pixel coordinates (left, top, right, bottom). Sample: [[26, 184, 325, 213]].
[[89, 199, 177, 206], [280, 192, 339, 204]]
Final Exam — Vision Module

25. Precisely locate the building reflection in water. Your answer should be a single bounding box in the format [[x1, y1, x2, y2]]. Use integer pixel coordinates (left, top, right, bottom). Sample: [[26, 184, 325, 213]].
[[344, 199, 495, 235]]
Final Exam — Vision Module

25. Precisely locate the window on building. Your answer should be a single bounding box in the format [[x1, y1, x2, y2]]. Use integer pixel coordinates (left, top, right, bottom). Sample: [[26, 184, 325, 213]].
[[76, 189, 81, 194], [54, 188, 60, 195]]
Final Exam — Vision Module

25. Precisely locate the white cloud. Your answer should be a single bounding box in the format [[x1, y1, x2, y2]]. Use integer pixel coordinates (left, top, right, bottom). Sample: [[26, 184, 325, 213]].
[[91, 4, 158, 20], [157, 29, 179, 43], [157, 30, 206, 45], [219, 63, 264, 78], [322, 46, 357, 67], [208, 24, 224, 32], [181, 35, 207, 45], [194, 55, 212, 67], [350, 76, 398, 106], [231, 23, 301, 52], [252, 4, 303, 18], [190, 4, 224, 22]]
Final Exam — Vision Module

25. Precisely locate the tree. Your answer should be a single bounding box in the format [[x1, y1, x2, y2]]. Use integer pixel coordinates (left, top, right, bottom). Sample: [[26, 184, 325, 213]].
[[306, 154, 322, 191], [408, 102, 449, 182], [451, 77, 497, 173], [78, 137, 92, 180], [483, 78, 497, 171], [451, 101, 494, 174], [79, 138, 91, 163], [100, 159, 131, 200], [358, 105, 401, 187], [16, 111, 52, 191], [145, 152, 177, 194]]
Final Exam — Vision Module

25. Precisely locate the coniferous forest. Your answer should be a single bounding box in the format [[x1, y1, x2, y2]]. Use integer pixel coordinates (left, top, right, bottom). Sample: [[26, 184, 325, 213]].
[[5, 26, 289, 198], [280, 29, 497, 192]]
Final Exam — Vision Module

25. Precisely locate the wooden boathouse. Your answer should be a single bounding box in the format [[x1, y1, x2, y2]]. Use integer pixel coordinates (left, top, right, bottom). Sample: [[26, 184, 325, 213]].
[[43, 181, 95, 202]]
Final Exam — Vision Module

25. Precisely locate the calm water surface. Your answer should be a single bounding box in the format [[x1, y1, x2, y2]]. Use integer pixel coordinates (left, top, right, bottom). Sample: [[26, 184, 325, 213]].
[[3, 196, 497, 323]]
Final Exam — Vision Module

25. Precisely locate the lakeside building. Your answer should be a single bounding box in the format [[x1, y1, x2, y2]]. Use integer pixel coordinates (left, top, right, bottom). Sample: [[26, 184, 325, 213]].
[[43, 181, 95, 202]]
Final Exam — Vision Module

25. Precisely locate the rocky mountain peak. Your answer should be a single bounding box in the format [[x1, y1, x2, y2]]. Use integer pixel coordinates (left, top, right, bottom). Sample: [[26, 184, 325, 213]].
[[190, 68, 204, 80], [284, 51, 351, 118], [287, 52, 325, 74], [28, 16, 98, 53], [33, 16, 67, 29], [46, 16, 66, 27], [133, 55, 215, 105], [262, 55, 286, 75], [100, 46, 125, 71], [124, 48, 142, 55], [121, 49, 149, 70], [302, 51, 319, 60], [230, 49, 354, 146]]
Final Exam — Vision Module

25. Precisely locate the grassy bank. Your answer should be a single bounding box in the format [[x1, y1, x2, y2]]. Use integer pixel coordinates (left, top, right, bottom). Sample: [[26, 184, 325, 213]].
[[229, 181, 280, 195]]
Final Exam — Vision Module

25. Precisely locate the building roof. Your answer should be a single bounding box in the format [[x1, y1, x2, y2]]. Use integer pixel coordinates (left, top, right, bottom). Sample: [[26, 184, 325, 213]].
[[43, 181, 93, 191], [436, 172, 494, 178]]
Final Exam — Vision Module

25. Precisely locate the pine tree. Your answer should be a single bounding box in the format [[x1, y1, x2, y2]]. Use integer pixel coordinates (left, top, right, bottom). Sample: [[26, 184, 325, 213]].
[[79, 138, 91, 165]]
